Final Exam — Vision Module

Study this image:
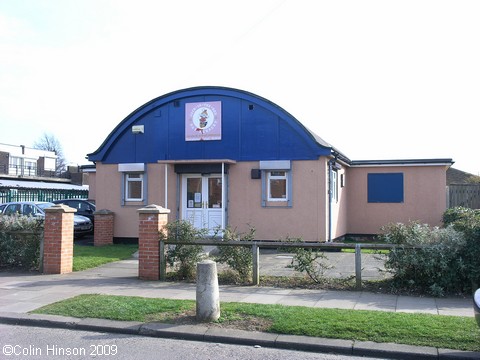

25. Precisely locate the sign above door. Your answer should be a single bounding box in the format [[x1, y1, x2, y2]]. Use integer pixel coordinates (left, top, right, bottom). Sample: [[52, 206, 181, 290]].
[[185, 101, 222, 141]]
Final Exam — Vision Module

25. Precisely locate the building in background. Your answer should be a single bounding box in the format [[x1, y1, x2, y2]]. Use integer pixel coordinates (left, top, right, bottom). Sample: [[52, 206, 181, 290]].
[[0, 143, 57, 177], [0, 143, 89, 203]]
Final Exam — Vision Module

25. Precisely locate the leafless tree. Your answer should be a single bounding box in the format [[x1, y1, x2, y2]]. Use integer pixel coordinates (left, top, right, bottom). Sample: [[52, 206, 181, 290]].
[[33, 133, 67, 175]]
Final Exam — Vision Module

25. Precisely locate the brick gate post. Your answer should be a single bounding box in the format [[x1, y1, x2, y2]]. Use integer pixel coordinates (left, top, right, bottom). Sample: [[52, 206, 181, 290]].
[[137, 204, 170, 280], [43, 204, 76, 274], [94, 209, 114, 246]]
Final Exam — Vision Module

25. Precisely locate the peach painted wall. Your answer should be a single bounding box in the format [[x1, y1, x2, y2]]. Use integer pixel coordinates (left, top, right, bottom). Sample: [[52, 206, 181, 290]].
[[91, 161, 448, 241], [87, 172, 97, 203], [330, 164, 348, 240], [92, 160, 347, 241], [93, 163, 177, 238], [228, 160, 330, 241], [346, 165, 448, 235]]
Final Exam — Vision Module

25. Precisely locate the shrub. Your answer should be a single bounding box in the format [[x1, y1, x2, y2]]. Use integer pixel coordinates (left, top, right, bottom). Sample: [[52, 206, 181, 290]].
[[0, 215, 44, 270], [380, 221, 468, 295], [379, 221, 434, 245], [463, 224, 480, 290], [442, 207, 480, 230], [215, 226, 255, 283], [161, 220, 207, 280], [286, 237, 332, 284], [443, 207, 480, 290]]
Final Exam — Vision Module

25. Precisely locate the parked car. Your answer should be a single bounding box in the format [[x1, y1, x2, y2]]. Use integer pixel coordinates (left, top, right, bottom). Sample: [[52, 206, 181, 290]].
[[475, 288, 480, 327], [0, 201, 93, 237], [52, 199, 96, 224]]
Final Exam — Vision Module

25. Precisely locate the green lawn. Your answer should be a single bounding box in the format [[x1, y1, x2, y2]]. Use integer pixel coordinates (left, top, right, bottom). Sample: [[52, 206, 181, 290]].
[[73, 244, 138, 271], [32, 294, 480, 352], [340, 248, 389, 254]]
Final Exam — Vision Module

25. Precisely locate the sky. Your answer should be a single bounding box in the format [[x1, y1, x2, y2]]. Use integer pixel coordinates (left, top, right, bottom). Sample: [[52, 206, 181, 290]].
[[0, 0, 479, 175]]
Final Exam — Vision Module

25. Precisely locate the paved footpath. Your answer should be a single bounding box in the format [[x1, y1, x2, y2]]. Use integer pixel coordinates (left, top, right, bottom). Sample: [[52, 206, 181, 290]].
[[0, 255, 479, 359]]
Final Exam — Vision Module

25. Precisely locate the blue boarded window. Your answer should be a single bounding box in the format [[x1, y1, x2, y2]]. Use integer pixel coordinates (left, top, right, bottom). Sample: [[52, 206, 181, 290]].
[[368, 173, 404, 203]]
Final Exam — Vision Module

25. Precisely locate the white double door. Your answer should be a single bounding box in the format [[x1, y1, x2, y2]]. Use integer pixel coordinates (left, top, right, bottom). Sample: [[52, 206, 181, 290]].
[[182, 174, 224, 234]]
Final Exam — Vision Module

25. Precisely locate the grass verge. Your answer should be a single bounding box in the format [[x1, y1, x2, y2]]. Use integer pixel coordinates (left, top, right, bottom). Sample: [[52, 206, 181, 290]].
[[73, 245, 138, 271], [32, 294, 480, 352]]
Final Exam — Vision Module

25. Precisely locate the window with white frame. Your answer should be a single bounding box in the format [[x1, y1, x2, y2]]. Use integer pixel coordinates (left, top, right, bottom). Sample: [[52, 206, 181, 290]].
[[331, 170, 338, 202], [267, 171, 288, 201], [24, 160, 37, 176], [9, 156, 21, 169], [125, 173, 144, 201]]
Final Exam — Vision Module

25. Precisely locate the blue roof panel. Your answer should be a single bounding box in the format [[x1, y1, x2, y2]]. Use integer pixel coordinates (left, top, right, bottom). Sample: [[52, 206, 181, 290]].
[[88, 87, 333, 163]]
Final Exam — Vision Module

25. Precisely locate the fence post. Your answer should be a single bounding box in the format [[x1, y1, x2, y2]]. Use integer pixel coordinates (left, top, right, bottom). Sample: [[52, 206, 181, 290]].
[[159, 239, 166, 281], [252, 243, 259, 286], [138, 204, 170, 280], [43, 204, 76, 274], [355, 244, 362, 290], [39, 233, 44, 273]]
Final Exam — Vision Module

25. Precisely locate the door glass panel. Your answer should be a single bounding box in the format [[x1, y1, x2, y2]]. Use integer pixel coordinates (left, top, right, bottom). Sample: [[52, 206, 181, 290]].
[[187, 178, 202, 208], [208, 177, 222, 208]]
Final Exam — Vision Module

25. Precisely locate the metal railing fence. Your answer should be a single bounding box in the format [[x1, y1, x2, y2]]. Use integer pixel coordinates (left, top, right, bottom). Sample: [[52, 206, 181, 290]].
[[159, 240, 418, 289], [0, 188, 88, 204]]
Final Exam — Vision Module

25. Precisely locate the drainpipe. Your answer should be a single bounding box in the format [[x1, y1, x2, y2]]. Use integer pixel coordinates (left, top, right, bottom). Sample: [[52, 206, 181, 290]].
[[327, 159, 333, 242], [164, 164, 168, 208], [221, 162, 225, 231]]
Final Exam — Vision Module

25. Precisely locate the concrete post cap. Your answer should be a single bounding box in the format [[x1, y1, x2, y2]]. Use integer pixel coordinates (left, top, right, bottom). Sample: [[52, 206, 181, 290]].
[[44, 204, 77, 213], [137, 204, 171, 214], [198, 260, 216, 265]]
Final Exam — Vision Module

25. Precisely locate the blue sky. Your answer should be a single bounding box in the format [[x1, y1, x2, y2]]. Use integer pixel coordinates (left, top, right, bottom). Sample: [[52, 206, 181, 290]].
[[1, 0, 479, 175]]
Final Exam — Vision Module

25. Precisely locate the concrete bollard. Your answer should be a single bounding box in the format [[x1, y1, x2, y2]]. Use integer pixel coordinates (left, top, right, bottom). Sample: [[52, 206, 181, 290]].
[[196, 260, 220, 322]]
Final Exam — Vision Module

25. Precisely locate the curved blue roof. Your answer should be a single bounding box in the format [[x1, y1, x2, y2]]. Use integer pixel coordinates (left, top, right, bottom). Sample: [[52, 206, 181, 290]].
[[88, 86, 335, 163]]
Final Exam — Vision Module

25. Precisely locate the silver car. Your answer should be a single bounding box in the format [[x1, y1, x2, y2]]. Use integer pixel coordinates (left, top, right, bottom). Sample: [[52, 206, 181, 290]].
[[0, 201, 93, 237]]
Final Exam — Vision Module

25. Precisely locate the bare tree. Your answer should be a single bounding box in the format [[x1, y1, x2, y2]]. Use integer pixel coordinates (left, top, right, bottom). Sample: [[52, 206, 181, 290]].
[[33, 133, 67, 175]]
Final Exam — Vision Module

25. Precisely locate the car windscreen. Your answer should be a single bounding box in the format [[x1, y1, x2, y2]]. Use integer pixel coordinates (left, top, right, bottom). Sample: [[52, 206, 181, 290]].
[[37, 203, 55, 211]]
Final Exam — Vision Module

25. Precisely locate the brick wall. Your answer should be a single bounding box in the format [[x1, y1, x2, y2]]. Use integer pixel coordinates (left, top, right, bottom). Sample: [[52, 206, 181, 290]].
[[94, 210, 114, 246]]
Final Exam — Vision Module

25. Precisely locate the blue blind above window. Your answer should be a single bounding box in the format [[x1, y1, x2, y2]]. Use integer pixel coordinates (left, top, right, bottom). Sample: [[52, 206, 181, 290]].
[[368, 173, 404, 203]]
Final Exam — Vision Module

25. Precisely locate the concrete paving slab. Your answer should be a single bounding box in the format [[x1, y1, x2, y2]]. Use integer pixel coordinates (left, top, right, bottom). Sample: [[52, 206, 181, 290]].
[[240, 287, 293, 295], [217, 294, 250, 303], [436, 298, 473, 317], [276, 292, 325, 307], [437, 308, 474, 317], [0, 301, 47, 313], [311, 290, 361, 309], [354, 292, 397, 312], [396, 296, 439, 315], [163, 292, 197, 300], [240, 294, 286, 304], [218, 286, 260, 294], [313, 299, 357, 309], [0, 289, 47, 301]]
